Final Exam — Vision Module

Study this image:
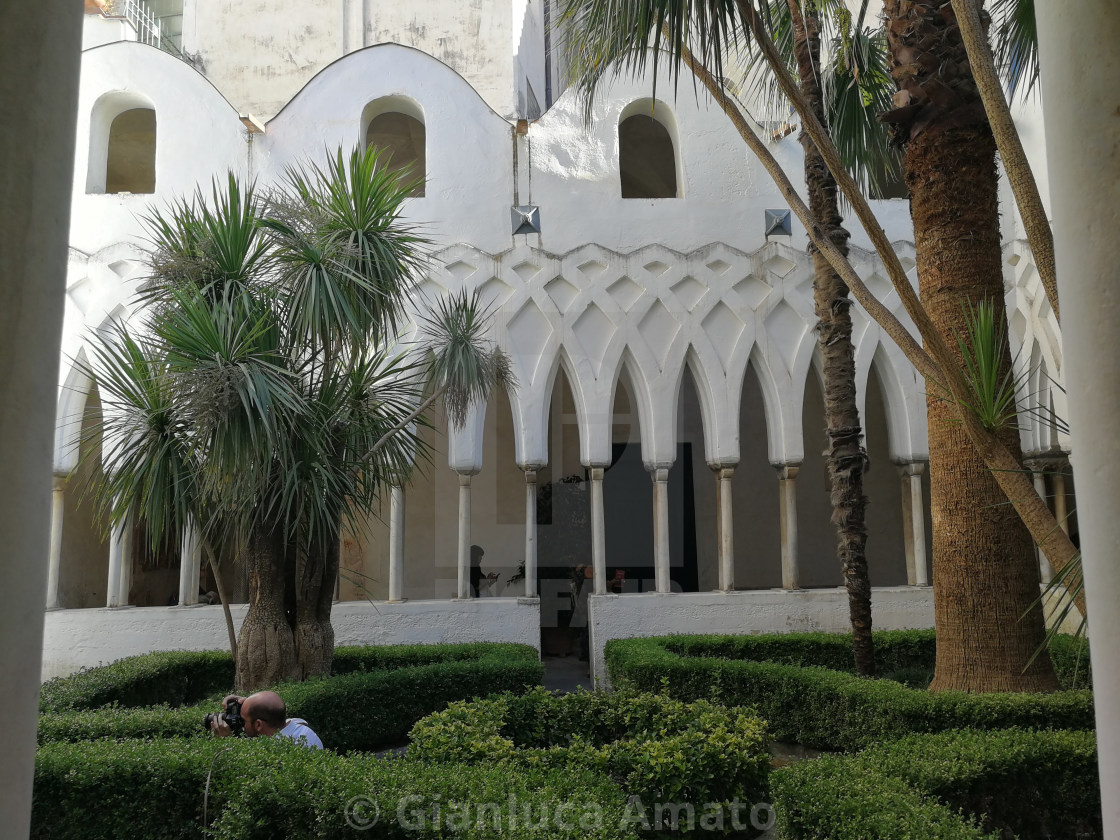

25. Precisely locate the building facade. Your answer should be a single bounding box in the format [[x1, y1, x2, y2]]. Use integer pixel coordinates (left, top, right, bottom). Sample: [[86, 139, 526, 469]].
[[43, 0, 1068, 680]]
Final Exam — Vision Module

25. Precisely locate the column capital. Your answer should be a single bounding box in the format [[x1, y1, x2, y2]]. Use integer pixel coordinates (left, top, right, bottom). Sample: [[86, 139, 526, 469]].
[[898, 461, 927, 478], [588, 466, 605, 481], [457, 471, 475, 487], [521, 468, 538, 484], [774, 463, 800, 480], [650, 466, 671, 483], [51, 473, 68, 492]]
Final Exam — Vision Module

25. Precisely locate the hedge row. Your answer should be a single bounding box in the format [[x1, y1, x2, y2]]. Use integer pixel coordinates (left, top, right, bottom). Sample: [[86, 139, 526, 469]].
[[33, 738, 637, 840], [39, 643, 544, 751], [409, 688, 771, 811], [38, 650, 234, 713], [39, 642, 543, 713], [655, 629, 1091, 690], [771, 729, 1100, 840], [606, 634, 1094, 751]]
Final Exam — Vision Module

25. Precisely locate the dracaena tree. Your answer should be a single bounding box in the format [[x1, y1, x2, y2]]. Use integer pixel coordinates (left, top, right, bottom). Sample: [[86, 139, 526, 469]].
[[81, 147, 512, 691]]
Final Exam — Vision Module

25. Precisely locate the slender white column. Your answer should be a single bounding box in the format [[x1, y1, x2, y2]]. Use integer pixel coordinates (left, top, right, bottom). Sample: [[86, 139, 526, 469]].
[[456, 472, 472, 599], [589, 467, 606, 594], [0, 5, 83, 833], [178, 524, 201, 606], [652, 467, 671, 593], [903, 463, 928, 587], [388, 485, 405, 602], [1027, 462, 1053, 584], [899, 466, 917, 586], [716, 466, 735, 591], [777, 464, 800, 590], [45, 475, 66, 610], [106, 518, 126, 608], [523, 468, 538, 597], [117, 516, 133, 606], [1052, 463, 1070, 535], [1037, 5, 1120, 835]]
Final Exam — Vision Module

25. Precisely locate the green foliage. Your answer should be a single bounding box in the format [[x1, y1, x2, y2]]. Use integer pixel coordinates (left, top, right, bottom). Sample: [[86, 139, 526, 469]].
[[409, 688, 771, 813], [276, 651, 543, 751], [38, 650, 234, 713], [38, 643, 543, 751], [771, 729, 1100, 840], [954, 299, 1021, 431], [78, 147, 507, 586], [606, 632, 1093, 751], [33, 738, 636, 840]]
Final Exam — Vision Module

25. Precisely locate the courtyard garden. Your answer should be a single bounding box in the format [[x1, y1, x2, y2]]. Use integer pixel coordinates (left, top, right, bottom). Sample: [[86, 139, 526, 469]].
[[32, 630, 1099, 838]]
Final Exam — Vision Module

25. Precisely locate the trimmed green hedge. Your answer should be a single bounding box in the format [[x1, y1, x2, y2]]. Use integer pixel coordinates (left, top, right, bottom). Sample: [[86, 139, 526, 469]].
[[33, 738, 637, 840], [771, 729, 1100, 840], [38, 650, 234, 713], [410, 688, 770, 816], [278, 650, 543, 751], [38, 643, 543, 751], [606, 632, 1094, 751]]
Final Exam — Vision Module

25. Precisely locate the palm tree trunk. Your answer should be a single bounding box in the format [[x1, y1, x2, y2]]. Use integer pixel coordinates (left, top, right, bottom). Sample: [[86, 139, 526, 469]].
[[788, 0, 875, 675], [294, 533, 338, 679], [235, 522, 299, 692], [883, 0, 1057, 692]]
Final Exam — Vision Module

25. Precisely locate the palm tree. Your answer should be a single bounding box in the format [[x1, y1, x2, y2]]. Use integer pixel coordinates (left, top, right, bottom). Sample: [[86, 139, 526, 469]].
[[876, 0, 1056, 691], [559, 0, 1072, 690], [746, 0, 906, 676], [81, 148, 512, 691], [561, 0, 899, 675]]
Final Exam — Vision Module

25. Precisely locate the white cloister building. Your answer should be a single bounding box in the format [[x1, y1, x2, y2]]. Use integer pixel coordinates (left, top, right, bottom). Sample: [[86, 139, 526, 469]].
[[42, 0, 1069, 682]]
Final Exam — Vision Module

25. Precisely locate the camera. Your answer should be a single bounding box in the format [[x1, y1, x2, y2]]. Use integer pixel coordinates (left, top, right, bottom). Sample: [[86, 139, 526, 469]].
[[203, 697, 245, 735]]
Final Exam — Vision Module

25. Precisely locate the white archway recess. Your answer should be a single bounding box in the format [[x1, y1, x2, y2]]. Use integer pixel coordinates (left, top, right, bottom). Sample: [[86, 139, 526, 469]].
[[362, 95, 426, 197], [86, 91, 158, 194], [618, 99, 681, 199]]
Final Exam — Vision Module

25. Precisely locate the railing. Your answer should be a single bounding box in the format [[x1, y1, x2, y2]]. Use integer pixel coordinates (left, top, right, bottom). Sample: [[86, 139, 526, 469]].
[[112, 0, 193, 65]]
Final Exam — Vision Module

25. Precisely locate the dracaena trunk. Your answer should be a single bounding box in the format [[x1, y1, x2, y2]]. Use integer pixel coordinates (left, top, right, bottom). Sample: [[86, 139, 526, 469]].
[[883, 0, 1057, 692], [790, 0, 875, 676], [294, 533, 338, 679], [235, 523, 300, 692]]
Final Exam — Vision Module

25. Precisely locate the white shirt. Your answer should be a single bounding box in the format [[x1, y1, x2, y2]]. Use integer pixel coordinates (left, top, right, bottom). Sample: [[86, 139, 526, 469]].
[[278, 718, 323, 749]]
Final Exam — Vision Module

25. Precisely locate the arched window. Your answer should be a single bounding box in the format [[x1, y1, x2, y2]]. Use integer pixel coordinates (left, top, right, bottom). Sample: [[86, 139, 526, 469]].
[[362, 98, 426, 197], [106, 108, 156, 194], [87, 93, 157, 195], [619, 102, 679, 199]]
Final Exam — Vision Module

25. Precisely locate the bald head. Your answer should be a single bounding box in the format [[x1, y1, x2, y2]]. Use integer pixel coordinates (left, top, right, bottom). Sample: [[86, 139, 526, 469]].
[[243, 690, 287, 732]]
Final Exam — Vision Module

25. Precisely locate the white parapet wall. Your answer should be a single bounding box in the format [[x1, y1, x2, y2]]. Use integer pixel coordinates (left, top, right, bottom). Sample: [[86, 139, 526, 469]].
[[587, 587, 935, 687], [41, 597, 541, 682]]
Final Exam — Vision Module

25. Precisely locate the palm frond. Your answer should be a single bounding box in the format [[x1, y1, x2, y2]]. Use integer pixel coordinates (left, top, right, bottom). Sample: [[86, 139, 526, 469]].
[[990, 0, 1038, 102], [76, 325, 198, 550], [417, 288, 516, 429], [557, 0, 744, 122], [269, 146, 429, 350], [740, 2, 901, 197], [139, 174, 269, 305], [953, 299, 1022, 432]]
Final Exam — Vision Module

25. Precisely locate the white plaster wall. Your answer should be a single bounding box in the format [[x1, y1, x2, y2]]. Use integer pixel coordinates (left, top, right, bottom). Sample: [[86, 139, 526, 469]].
[[41, 597, 540, 681], [587, 587, 935, 686], [513, 0, 546, 116], [83, 15, 138, 50], [529, 70, 916, 257], [257, 44, 516, 257], [181, 0, 518, 120], [70, 43, 247, 256]]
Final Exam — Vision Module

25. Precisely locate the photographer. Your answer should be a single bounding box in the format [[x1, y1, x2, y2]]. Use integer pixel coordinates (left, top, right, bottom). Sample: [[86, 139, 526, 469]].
[[208, 690, 323, 749]]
